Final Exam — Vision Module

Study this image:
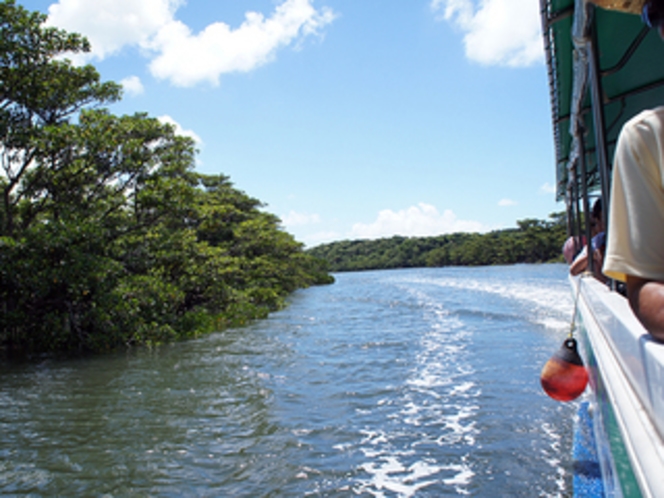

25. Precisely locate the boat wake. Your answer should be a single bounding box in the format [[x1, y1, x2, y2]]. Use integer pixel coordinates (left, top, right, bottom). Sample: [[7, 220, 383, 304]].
[[404, 271, 574, 334], [350, 268, 573, 497], [352, 286, 479, 496]]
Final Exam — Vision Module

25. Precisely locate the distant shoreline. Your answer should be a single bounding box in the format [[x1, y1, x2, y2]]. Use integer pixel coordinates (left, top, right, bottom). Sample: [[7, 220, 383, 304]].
[[307, 215, 566, 272]]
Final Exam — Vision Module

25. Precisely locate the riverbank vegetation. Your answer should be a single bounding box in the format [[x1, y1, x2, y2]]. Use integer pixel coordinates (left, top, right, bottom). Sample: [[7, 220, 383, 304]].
[[307, 214, 567, 272], [0, 1, 333, 355]]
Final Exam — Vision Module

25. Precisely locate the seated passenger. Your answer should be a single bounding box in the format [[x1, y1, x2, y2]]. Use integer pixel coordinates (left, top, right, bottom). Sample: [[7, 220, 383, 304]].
[[570, 198, 606, 282], [603, 106, 664, 341], [562, 235, 586, 264]]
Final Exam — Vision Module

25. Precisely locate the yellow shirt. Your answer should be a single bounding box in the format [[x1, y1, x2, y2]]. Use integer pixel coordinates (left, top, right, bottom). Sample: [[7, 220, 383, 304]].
[[604, 107, 664, 282]]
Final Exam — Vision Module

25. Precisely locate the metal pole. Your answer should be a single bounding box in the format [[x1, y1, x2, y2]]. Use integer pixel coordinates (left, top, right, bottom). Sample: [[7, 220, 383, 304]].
[[577, 123, 594, 274], [587, 7, 611, 228]]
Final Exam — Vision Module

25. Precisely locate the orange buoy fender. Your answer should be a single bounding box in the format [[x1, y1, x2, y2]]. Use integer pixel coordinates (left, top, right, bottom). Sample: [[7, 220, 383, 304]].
[[540, 338, 589, 402]]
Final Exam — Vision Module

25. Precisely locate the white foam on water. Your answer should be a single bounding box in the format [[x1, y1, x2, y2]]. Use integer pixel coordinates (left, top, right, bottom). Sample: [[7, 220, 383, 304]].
[[360, 429, 390, 446], [352, 281, 480, 496], [441, 459, 475, 496], [541, 422, 561, 453], [449, 381, 475, 397], [339, 269, 574, 496], [404, 273, 574, 334], [353, 268, 570, 496], [540, 422, 568, 497], [435, 405, 479, 446], [355, 456, 475, 497], [355, 457, 448, 497]]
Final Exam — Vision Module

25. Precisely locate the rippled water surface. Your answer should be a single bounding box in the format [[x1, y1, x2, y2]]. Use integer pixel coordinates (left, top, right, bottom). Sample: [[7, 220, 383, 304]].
[[1, 265, 577, 496]]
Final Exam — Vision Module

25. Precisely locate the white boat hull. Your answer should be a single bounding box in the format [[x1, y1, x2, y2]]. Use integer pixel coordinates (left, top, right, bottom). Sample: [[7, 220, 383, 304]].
[[573, 275, 664, 497]]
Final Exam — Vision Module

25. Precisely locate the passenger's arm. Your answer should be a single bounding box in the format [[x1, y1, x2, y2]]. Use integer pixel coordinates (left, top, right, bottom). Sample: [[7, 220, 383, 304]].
[[569, 249, 605, 279], [569, 252, 587, 276], [592, 249, 607, 283], [626, 275, 664, 341]]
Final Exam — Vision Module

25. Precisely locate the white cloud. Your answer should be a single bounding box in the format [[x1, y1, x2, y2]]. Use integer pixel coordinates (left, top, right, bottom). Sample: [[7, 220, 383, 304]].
[[280, 210, 321, 227], [431, 0, 543, 67], [540, 182, 556, 194], [45, 0, 336, 87], [46, 0, 182, 61], [498, 198, 517, 206], [149, 0, 336, 86], [157, 115, 202, 144], [350, 203, 486, 240], [120, 75, 144, 96]]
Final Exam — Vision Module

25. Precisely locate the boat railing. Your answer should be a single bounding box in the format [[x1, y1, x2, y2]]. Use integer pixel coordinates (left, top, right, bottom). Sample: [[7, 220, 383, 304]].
[[574, 274, 664, 496]]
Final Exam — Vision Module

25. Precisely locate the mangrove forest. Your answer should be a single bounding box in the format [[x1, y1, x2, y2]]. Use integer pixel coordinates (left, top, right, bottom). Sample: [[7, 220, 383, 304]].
[[0, 0, 332, 355], [307, 214, 567, 272]]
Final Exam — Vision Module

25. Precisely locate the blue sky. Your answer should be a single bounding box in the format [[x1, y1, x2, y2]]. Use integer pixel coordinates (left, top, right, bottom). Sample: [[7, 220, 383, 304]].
[[19, 0, 561, 247]]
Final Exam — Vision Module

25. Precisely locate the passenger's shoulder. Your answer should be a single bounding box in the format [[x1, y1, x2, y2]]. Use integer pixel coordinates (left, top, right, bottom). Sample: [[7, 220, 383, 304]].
[[628, 106, 664, 126], [620, 107, 664, 141]]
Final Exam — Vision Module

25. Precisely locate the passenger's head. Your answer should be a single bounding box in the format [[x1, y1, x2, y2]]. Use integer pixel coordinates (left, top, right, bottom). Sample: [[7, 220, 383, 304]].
[[642, 0, 664, 37], [592, 197, 602, 220], [591, 198, 604, 234]]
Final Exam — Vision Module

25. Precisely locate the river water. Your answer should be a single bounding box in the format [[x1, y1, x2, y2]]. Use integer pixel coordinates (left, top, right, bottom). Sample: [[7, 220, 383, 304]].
[[0, 264, 578, 497]]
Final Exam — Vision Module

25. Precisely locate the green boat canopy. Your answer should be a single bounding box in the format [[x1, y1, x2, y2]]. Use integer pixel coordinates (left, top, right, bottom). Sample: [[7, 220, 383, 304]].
[[541, 0, 664, 203]]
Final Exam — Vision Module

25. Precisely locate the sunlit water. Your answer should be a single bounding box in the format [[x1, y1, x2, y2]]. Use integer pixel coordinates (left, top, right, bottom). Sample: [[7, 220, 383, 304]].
[[0, 264, 577, 497]]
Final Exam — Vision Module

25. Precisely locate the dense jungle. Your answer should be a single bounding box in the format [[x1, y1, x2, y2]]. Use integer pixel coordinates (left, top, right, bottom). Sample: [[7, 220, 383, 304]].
[[307, 214, 567, 272], [0, 1, 333, 355]]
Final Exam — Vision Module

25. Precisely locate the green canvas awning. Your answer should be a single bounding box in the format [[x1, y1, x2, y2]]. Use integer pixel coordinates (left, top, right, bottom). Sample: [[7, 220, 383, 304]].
[[541, 0, 664, 202]]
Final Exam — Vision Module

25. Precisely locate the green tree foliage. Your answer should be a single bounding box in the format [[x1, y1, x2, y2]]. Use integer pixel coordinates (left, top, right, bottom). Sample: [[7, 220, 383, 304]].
[[307, 213, 568, 272], [0, 0, 333, 355]]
